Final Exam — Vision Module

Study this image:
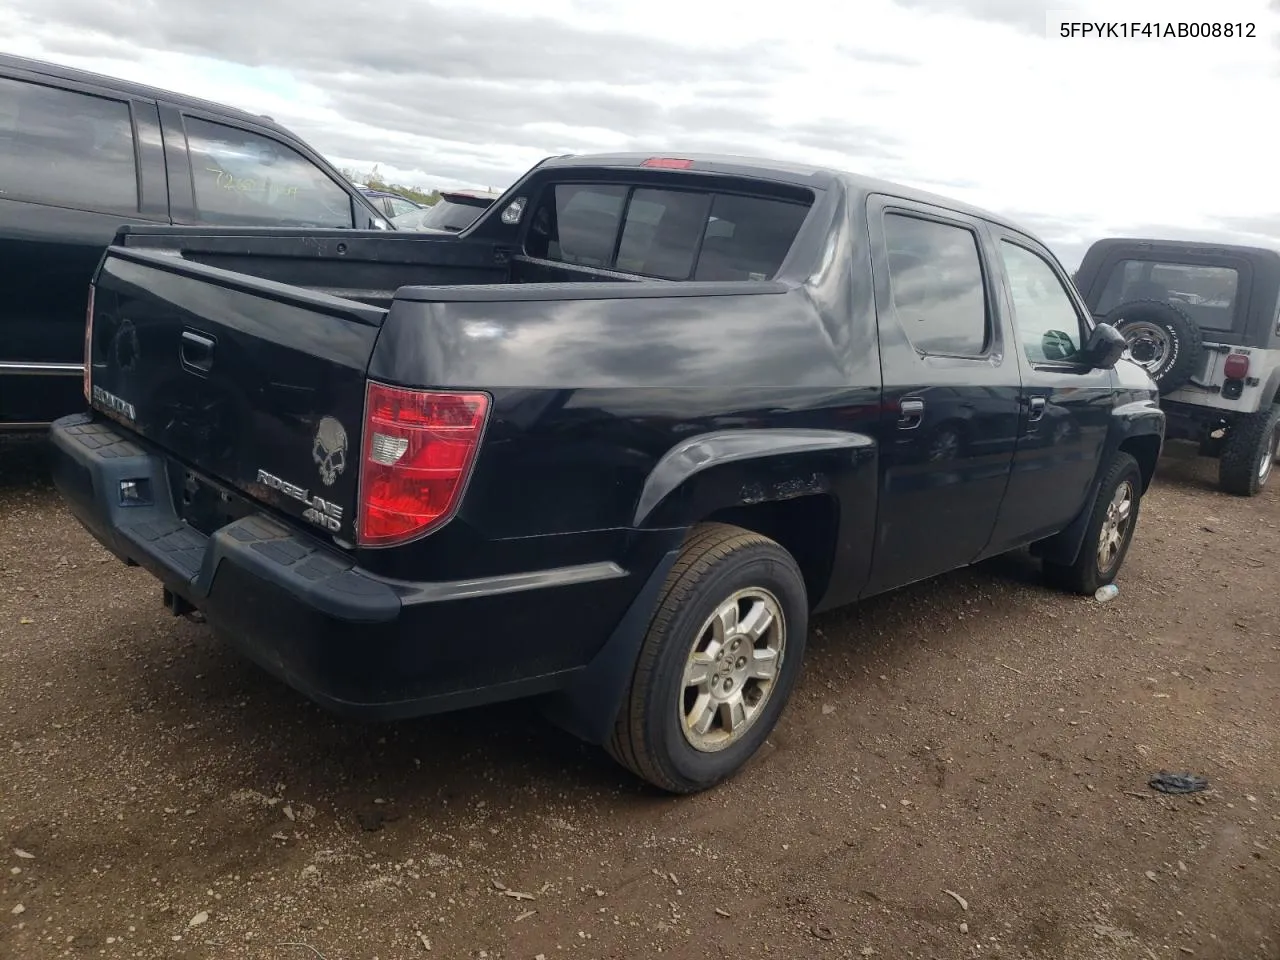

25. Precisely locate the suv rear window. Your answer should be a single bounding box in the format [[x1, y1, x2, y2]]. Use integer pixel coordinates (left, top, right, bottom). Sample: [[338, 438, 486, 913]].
[[1095, 259, 1240, 331], [525, 183, 810, 281], [0, 77, 138, 214]]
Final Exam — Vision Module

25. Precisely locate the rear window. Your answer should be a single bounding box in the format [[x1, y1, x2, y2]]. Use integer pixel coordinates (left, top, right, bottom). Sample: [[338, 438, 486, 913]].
[[418, 197, 491, 232], [1095, 258, 1240, 331], [525, 182, 810, 281]]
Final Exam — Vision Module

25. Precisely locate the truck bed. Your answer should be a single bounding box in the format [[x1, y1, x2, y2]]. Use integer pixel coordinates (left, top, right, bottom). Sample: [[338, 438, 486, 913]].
[[113, 225, 514, 307], [111, 224, 695, 310]]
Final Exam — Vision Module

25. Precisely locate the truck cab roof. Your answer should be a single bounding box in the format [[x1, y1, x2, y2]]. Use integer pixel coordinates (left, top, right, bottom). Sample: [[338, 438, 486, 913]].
[[531, 152, 1029, 238], [0, 52, 293, 138]]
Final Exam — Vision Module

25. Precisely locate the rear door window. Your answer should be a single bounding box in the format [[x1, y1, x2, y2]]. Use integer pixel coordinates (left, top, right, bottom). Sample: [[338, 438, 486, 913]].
[[883, 213, 990, 357], [526, 182, 810, 280], [183, 116, 355, 228], [0, 76, 138, 214], [1095, 258, 1240, 331]]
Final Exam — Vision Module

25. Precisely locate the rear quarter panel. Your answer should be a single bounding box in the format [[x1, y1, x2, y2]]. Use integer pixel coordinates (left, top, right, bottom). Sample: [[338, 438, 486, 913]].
[[361, 192, 885, 611]]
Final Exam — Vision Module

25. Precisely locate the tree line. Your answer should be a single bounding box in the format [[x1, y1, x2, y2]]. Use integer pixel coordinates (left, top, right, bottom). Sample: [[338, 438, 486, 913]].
[[339, 164, 442, 206]]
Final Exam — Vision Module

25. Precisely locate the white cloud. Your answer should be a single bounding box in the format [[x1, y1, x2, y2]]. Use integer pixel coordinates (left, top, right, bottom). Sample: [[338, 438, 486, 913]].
[[5, 0, 1280, 265]]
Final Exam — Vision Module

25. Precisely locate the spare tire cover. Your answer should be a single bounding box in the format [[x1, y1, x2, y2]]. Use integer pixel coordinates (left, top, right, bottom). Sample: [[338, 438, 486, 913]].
[[1102, 298, 1204, 394]]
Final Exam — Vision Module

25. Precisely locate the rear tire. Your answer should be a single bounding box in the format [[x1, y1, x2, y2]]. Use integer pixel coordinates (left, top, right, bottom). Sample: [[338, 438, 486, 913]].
[[1103, 299, 1203, 395], [1044, 452, 1144, 595], [1219, 405, 1280, 497], [606, 522, 808, 794]]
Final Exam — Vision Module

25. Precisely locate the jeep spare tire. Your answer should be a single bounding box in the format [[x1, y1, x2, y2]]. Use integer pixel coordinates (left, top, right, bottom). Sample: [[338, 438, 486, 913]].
[[1102, 298, 1203, 395]]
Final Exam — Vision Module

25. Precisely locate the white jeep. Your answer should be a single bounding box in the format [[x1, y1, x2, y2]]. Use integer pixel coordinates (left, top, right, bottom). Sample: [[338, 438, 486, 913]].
[[1074, 238, 1280, 496]]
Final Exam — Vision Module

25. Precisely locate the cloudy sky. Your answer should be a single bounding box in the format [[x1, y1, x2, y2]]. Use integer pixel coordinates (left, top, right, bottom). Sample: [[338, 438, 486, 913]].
[[6, 0, 1280, 266]]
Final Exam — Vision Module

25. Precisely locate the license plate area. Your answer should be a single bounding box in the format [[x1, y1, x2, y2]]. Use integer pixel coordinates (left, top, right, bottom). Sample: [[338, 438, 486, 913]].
[[168, 463, 256, 537]]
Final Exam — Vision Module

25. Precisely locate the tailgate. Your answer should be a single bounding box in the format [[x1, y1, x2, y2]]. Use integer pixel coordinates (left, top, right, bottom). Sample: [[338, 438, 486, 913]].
[[86, 247, 385, 543]]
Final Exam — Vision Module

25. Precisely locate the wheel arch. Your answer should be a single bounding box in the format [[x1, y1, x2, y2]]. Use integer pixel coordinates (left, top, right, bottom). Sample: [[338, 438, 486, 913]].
[[543, 429, 876, 747], [1119, 433, 1161, 494], [700, 495, 840, 610], [1033, 406, 1163, 565], [630, 428, 874, 529], [632, 427, 877, 612]]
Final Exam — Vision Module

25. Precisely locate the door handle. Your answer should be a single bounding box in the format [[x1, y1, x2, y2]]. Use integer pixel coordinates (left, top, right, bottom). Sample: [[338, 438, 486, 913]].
[[1027, 396, 1046, 422], [180, 330, 215, 375], [898, 397, 924, 430]]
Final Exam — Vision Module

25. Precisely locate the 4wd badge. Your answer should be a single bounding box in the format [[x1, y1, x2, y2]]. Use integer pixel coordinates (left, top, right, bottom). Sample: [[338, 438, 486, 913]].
[[312, 416, 348, 486]]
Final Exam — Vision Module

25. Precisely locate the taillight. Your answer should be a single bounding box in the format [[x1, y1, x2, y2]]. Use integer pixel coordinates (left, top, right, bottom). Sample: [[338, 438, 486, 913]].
[[357, 382, 490, 547], [1224, 352, 1250, 380], [641, 157, 694, 169], [83, 285, 95, 402]]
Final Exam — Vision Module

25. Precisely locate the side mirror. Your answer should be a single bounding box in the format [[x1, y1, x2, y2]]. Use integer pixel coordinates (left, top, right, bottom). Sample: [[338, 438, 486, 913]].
[[1083, 322, 1127, 369]]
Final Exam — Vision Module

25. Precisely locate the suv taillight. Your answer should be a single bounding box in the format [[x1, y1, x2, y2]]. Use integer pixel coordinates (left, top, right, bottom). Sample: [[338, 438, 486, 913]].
[[83, 285, 95, 402], [357, 382, 490, 547], [1224, 352, 1250, 380]]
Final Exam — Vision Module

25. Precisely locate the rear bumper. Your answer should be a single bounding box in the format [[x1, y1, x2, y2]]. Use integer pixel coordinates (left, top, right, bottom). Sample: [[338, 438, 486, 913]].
[[50, 413, 664, 721], [1160, 398, 1262, 443]]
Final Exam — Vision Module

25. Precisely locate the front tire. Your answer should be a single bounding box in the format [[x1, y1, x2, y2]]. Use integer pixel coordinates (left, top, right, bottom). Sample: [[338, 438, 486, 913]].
[[1044, 452, 1144, 595], [1219, 405, 1280, 497], [607, 523, 808, 794]]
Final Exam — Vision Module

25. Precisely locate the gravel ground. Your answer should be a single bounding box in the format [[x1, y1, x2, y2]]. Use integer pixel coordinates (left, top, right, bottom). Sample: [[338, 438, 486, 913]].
[[2, 438, 1278, 960]]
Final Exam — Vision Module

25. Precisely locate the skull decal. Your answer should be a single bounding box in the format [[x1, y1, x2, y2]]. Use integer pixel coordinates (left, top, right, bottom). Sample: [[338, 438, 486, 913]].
[[113, 319, 141, 372], [312, 416, 348, 486]]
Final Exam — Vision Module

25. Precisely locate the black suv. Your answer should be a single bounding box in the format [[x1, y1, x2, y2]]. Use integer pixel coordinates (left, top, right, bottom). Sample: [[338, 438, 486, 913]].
[[0, 53, 390, 431]]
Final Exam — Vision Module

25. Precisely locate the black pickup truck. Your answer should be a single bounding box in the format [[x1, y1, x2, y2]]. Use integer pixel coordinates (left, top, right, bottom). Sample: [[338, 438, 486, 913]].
[[50, 152, 1164, 793]]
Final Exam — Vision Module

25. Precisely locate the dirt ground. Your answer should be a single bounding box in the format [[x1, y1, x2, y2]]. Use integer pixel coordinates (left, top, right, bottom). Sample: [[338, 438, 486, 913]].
[[2, 439, 1279, 960]]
